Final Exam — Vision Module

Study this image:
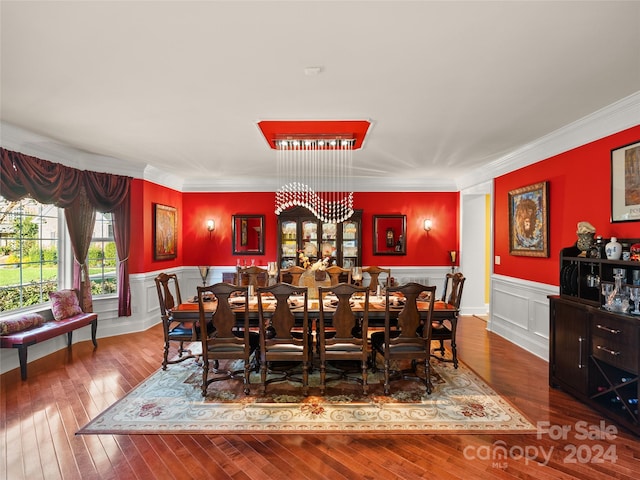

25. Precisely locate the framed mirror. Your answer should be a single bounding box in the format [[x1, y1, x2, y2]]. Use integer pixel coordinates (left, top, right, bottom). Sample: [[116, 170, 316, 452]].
[[232, 215, 265, 255], [373, 214, 406, 255]]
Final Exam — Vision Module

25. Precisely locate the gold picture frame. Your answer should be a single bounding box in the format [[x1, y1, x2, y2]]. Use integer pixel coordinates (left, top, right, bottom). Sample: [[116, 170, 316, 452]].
[[611, 140, 640, 223], [154, 204, 177, 260], [508, 182, 549, 257]]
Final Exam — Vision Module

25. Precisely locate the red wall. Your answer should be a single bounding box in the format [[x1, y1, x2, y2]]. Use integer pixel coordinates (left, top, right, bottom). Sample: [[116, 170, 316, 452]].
[[494, 126, 640, 286], [129, 179, 183, 274], [130, 187, 459, 273], [356, 192, 459, 267]]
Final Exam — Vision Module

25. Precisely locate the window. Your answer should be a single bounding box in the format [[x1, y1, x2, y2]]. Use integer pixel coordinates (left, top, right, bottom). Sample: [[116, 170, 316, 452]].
[[89, 212, 117, 295], [0, 196, 117, 312], [0, 197, 60, 310]]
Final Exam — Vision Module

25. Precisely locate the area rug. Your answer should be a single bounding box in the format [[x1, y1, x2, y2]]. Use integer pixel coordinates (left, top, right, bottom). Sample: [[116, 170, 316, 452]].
[[78, 355, 535, 435]]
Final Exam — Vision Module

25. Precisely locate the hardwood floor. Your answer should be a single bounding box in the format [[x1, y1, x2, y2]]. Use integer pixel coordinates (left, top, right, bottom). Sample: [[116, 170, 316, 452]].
[[2, 315, 639, 480]]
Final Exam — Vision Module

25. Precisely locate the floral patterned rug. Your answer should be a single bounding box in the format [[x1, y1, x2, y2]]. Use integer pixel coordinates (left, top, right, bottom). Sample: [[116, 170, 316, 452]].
[[78, 356, 535, 434]]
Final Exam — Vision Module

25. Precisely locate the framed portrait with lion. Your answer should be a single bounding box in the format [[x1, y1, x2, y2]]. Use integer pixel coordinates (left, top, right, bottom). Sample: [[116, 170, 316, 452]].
[[508, 181, 549, 257]]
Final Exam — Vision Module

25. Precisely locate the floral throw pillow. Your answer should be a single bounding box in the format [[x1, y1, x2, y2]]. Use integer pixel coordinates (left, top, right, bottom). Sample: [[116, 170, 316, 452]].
[[0, 313, 46, 335], [49, 289, 83, 321]]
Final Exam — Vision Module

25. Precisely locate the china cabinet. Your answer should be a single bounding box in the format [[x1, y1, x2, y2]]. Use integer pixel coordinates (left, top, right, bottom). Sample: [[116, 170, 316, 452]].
[[277, 207, 362, 269], [549, 239, 640, 436]]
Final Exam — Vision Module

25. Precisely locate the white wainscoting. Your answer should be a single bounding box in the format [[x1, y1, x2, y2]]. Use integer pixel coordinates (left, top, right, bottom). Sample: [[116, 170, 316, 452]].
[[488, 274, 558, 361], [0, 269, 172, 376]]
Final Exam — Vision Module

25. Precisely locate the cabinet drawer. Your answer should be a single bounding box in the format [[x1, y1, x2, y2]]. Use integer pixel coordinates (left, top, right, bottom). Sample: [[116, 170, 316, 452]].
[[591, 315, 637, 340], [591, 316, 639, 373], [591, 335, 638, 372]]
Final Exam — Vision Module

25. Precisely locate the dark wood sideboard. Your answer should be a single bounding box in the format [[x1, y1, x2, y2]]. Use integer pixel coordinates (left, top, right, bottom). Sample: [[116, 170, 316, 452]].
[[549, 240, 640, 436]]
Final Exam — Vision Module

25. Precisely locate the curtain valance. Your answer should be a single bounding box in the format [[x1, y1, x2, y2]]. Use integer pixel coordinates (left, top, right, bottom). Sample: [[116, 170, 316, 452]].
[[1, 147, 133, 316], [1, 148, 130, 212]]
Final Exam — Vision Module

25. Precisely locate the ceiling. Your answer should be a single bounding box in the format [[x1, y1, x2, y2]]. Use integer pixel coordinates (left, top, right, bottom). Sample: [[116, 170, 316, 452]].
[[1, 1, 639, 192]]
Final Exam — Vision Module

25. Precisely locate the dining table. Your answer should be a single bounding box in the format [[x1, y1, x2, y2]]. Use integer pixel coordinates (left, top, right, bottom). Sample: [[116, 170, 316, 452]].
[[170, 293, 459, 341]]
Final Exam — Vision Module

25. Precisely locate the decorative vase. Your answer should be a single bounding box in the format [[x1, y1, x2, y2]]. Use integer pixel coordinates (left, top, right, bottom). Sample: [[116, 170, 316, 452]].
[[576, 232, 595, 253], [299, 269, 330, 299], [605, 237, 622, 260]]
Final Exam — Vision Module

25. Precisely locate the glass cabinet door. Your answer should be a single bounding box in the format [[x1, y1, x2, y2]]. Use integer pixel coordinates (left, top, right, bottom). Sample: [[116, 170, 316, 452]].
[[277, 207, 362, 269], [301, 220, 318, 261], [321, 223, 338, 263], [280, 220, 298, 268], [342, 219, 359, 268]]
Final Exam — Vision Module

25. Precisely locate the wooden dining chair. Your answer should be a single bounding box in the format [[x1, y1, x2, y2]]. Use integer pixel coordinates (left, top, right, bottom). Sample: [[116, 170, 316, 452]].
[[325, 265, 352, 286], [256, 283, 310, 395], [155, 272, 197, 370], [363, 266, 391, 292], [237, 265, 268, 288], [432, 272, 465, 368], [318, 284, 369, 395], [279, 265, 306, 286], [198, 283, 252, 396], [370, 283, 436, 395]]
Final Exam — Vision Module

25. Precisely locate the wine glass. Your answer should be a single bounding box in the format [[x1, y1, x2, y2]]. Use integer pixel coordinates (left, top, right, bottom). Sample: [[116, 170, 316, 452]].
[[601, 282, 614, 310], [629, 285, 640, 315]]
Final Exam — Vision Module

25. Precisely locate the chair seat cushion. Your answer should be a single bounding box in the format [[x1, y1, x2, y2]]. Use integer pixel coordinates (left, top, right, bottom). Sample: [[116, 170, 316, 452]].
[[326, 343, 362, 352], [168, 325, 193, 338], [431, 324, 452, 338], [206, 344, 246, 353], [389, 346, 426, 353], [266, 343, 304, 352]]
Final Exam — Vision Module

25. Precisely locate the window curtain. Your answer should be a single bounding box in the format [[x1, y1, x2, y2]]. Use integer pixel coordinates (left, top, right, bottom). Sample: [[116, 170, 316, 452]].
[[1, 148, 133, 316], [64, 187, 96, 313], [82, 168, 132, 316], [111, 192, 131, 316]]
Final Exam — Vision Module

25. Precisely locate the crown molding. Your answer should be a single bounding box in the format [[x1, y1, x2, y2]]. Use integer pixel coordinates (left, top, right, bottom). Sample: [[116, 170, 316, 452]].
[[456, 90, 640, 191], [181, 176, 457, 193], [0, 122, 146, 178], [4, 91, 638, 193]]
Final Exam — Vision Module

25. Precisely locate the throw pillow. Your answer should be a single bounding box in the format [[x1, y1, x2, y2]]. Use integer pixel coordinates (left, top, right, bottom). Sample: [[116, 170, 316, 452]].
[[0, 313, 46, 335], [49, 289, 83, 321]]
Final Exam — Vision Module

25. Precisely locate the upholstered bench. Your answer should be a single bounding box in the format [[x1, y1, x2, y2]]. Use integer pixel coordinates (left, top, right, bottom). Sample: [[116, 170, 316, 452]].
[[0, 290, 98, 380]]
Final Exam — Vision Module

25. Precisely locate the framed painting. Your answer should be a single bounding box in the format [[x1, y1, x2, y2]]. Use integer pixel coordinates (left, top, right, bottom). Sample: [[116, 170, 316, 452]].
[[611, 140, 640, 223], [373, 214, 406, 255], [154, 204, 177, 260], [508, 182, 549, 257]]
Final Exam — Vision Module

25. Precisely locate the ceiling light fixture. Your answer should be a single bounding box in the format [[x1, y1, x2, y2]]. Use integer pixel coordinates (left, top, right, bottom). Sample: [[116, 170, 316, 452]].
[[257, 120, 371, 224], [274, 134, 355, 223]]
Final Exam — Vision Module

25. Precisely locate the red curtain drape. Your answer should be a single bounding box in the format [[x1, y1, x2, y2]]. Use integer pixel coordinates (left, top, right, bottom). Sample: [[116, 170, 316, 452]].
[[1, 149, 81, 206], [1, 148, 133, 316], [112, 192, 131, 316], [64, 188, 96, 312]]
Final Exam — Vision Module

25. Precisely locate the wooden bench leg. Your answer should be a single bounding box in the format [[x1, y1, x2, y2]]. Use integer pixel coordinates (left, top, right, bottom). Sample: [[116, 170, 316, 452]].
[[17, 345, 28, 381], [91, 319, 98, 348], [67, 331, 73, 347]]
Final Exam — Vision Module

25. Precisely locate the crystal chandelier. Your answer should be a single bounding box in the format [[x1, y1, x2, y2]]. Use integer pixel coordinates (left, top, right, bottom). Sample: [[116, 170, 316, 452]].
[[274, 135, 355, 223]]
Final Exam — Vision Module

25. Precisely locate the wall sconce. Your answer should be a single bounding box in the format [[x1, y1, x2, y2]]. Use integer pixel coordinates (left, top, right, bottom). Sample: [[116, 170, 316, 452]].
[[206, 219, 215, 238], [423, 219, 432, 232]]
